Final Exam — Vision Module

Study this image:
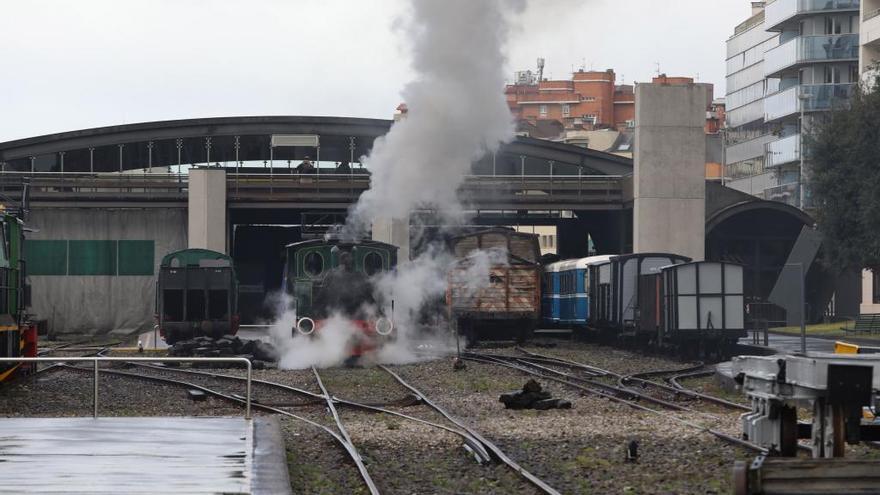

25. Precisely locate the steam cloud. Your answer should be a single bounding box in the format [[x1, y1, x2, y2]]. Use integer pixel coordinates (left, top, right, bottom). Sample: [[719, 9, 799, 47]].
[[345, 0, 523, 234], [272, 0, 524, 369]]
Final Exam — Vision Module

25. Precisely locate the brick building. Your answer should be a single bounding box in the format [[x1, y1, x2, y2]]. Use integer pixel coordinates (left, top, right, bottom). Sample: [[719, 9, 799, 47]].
[[505, 70, 724, 134], [505, 69, 635, 130]]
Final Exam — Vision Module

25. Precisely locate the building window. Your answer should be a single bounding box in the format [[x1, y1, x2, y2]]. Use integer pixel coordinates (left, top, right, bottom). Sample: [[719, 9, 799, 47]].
[[874, 271, 880, 304], [539, 105, 548, 117], [584, 114, 597, 124], [825, 16, 844, 35], [583, 96, 596, 102], [562, 104, 571, 117], [825, 65, 841, 84]]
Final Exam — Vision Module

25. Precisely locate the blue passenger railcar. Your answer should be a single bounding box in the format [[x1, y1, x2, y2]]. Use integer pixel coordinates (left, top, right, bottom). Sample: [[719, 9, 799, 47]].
[[542, 255, 614, 328], [541, 264, 561, 325]]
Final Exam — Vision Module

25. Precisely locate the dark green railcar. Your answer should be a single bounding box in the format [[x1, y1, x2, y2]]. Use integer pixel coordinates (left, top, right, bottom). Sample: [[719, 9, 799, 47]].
[[0, 207, 35, 382], [282, 238, 397, 344], [156, 249, 239, 344]]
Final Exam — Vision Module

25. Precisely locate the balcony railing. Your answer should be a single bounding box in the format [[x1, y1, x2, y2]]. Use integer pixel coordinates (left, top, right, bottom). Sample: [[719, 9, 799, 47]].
[[764, 182, 801, 207], [764, 33, 858, 77], [764, 83, 854, 121], [765, 0, 859, 31], [766, 134, 801, 168]]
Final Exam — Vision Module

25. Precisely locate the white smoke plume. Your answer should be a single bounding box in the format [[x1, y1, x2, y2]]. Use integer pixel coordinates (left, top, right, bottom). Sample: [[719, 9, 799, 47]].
[[345, 0, 524, 234], [271, 0, 524, 369], [267, 292, 360, 369]]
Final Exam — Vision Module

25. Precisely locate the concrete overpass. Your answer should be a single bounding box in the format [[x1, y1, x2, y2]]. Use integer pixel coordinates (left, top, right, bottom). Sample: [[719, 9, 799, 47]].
[[0, 103, 842, 334]]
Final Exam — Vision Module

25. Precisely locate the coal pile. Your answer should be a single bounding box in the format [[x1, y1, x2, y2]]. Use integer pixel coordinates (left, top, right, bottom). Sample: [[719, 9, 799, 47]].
[[168, 335, 277, 369], [499, 379, 572, 410]]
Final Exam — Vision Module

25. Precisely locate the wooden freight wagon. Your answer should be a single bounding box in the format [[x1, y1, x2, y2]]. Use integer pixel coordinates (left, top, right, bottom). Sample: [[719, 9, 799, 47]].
[[447, 228, 541, 343]]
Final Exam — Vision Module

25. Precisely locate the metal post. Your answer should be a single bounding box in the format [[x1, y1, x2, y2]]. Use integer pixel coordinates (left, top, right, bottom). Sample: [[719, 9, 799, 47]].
[[520, 155, 526, 183], [492, 152, 497, 176], [234, 136, 240, 194], [59, 151, 65, 189], [800, 262, 806, 354], [720, 129, 726, 187], [93, 360, 99, 418], [176, 138, 183, 176], [800, 98, 805, 209], [245, 366, 252, 419]]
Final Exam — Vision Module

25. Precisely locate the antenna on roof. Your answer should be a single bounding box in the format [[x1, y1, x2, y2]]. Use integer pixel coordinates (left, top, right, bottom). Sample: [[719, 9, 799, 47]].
[[654, 62, 661, 76]]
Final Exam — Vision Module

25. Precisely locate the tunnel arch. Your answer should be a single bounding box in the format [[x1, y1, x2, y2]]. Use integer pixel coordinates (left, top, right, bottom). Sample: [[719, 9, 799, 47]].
[[706, 199, 819, 319]]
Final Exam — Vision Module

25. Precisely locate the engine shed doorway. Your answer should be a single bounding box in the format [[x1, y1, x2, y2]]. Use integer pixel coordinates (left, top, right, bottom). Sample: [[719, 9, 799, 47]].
[[230, 225, 302, 324]]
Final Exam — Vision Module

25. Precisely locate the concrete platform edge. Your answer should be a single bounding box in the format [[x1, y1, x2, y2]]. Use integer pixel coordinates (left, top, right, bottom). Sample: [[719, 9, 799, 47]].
[[253, 416, 292, 495]]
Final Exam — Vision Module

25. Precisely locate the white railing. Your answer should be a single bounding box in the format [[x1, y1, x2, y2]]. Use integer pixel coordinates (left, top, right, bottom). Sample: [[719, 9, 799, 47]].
[[766, 134, 800, 168], [0, 356, 252, 418], [766, 0, 859, 30]]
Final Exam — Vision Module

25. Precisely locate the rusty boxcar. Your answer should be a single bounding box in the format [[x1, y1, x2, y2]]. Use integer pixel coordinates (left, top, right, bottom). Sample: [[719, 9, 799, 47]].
[[447, 228, 541, 343]]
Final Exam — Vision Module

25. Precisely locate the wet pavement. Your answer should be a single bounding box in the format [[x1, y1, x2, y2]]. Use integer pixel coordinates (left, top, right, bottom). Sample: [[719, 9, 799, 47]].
[[738, 330, 836, 354]]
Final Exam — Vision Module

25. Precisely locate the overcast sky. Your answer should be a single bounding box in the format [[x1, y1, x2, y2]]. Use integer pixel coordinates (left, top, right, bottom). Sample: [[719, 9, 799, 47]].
[[0, 0, 750, 142]]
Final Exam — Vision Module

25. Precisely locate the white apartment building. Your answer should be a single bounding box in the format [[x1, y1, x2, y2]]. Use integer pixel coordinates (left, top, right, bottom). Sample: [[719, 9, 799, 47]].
[[725, 0, 860, 207]]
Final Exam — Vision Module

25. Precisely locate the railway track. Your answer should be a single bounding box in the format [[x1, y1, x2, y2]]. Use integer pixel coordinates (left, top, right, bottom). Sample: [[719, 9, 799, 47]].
[[462, 349, 766, 455], [517, 348, 748, 411], [619, 371, 750, 412], [60, 360, 562, 495], [27, 341, 120, 376]]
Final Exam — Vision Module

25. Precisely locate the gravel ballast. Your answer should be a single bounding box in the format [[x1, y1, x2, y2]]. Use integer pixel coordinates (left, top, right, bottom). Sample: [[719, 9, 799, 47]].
[[0, 341, 788, 494]]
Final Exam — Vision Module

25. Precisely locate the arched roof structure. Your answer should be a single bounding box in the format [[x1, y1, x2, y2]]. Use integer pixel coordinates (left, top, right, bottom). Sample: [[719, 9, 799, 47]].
[[0, 116, 633, 176]]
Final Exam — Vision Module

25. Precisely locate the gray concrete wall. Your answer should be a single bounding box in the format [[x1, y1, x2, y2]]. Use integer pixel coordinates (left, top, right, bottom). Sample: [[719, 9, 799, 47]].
[[28, 208, 187, 337], [188, 168, 227, 253], [634, 83, 707, 261]]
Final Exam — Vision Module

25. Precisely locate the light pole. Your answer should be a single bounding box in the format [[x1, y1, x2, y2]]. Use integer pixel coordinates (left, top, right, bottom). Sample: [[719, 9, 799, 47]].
[[786, 262, 807, 354], [720, 128, 727, 187]]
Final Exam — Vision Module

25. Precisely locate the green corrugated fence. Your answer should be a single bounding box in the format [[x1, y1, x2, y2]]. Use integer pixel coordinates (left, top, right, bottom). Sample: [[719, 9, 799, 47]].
[[25, 240, 155, 276]]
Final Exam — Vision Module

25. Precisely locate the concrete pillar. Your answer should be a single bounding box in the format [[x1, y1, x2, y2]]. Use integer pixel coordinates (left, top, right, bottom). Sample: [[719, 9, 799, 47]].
[[188, 168, 227, 253], [372, 217, 410, 262], [633, 83, 707, 261], [861, 269, 880, 314]]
